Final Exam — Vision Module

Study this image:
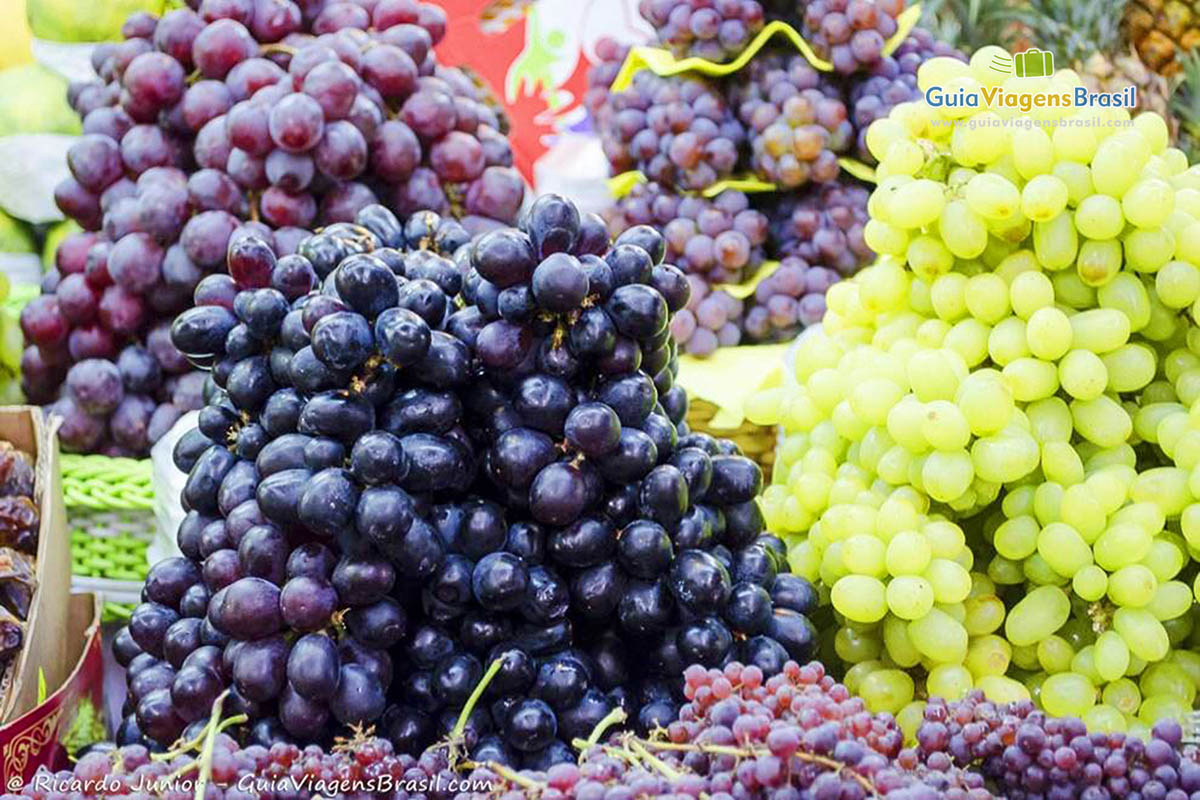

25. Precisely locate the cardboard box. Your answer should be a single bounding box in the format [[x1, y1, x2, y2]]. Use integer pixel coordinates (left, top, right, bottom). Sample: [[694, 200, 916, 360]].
[[0, 406, 71, 723], [0, 593, 105, 788]]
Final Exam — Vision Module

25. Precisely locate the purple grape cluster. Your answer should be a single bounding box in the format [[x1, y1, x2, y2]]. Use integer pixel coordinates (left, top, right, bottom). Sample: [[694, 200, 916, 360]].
[[767, 179, 871, 274], [741, 256, 838, 342], [604, 183, 772, 356], [29, 0, 525, 455], [730, 51, 852, 189], [114, 198, 817, 766], [637, 0, 766, 62], [673, 283, 744, 356], [910, 692, 1197, 800], [605, 182, 768, 284], [801, 0, 906, 75], [469, 660, 999, 800], [849, 28, 965, 161], [584, 36, 633, 121], [598, 70, 745, 191]]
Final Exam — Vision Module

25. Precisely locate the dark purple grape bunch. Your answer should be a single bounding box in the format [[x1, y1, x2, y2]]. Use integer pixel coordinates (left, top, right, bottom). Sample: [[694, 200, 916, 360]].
[[850, 29, 965, 161], [123, 199, 821, 769], [731, 51, 852, 189], [605, 183, 768, 284], [908, 693, 1194, 800], [584, 36, 633, 121], [463, 196, 819, 737], [801, 0, 906, 75], [598, 71, 745, 191], [637, 0, 766, 62], [122, 204, 479, 749], [766, 179, 871, 275]]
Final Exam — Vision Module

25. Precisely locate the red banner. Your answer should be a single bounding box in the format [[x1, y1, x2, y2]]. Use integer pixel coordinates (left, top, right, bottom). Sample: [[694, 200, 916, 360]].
[[435, 0, 650, 181]]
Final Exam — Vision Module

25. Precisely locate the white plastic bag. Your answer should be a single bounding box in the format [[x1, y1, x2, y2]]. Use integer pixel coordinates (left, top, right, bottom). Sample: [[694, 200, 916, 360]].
[[148, 409, 196, 565]]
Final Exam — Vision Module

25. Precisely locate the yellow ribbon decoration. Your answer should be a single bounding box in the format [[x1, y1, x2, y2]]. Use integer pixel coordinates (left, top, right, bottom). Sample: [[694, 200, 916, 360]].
[[714, 260, 781, 300], [676, 344, 790, 429], [609, 5, 922, 91], [606, 159, 875, 199]]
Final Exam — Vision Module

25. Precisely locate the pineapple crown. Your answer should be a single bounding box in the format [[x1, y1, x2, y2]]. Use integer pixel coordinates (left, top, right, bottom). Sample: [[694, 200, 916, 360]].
[[1171, 49, 1200, 161], [919, 0, 1029, 54], [1018, 0, 1132, 66]]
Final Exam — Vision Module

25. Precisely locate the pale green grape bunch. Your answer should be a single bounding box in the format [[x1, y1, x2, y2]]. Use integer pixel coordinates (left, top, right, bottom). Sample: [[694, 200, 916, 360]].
[[747, 54, 1200, 733]]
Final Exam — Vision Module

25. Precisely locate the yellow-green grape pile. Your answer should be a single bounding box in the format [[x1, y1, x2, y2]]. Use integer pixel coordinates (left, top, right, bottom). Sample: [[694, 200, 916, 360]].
[[746, 48, 1200, 739]]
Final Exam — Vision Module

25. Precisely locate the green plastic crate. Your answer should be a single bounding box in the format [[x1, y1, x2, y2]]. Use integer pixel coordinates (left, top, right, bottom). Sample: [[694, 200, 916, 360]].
[[63, 454, 156, 622]]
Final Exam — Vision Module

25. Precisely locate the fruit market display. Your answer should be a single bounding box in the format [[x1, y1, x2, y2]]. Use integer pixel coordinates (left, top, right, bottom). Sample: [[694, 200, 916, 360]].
[[747, 47, 1200, 735], [110, 196, 819, 766], [0, 443, 39, 671], [589, 2, 963, 356], [25, 0, 525, 456], [10, 659, 1200, 800]]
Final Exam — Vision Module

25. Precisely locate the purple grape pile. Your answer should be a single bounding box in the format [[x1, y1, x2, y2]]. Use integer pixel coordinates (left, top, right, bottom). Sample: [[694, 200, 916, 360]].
[[910, 693, 1197, 800], [637, 0, 766, 62], [112, 198, 818, 767], [468, 660, 1000, 800], [12, 657, 1200, 798], [740, 257, 835, 342], [584, 37, 633, 122], [766, 179, 870, 274], [603, 182, 767, 356], [801, 0, 906, 75], [597, 71, 745, 191], [585, 2, 968, 358], [29, 0, 525, 455], [730, 52, 852, 190], [605, 182, 769, 284], [603, 175, 874, 355], [848, 29, 965, 161], [5, 731, 446, 800]]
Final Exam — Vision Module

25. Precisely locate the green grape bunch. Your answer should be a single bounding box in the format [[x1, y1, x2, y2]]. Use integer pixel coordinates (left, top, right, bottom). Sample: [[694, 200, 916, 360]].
[[747, 45, 1200, 740]]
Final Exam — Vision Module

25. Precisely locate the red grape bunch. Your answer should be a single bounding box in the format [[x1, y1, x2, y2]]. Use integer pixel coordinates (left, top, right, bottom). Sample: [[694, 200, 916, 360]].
[[730, 51, 852, 189], [637, 0, 766, 62], [802, 0, 907, 75], [30, 0, 526, 456], [598, 71, 746, 191], [849, 28, 965, 161]]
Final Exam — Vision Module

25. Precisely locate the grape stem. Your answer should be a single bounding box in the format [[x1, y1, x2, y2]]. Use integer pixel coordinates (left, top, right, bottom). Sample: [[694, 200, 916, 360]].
[[481, 760, 544, 791], [451, 656, 504, 741], [572, 706, 628, 755], [440, 655, 506, 767], [626, 737, 682, 781], [632, 737, 879, 796], [192, 690, 230, 800], [259, 43, 298, 56]]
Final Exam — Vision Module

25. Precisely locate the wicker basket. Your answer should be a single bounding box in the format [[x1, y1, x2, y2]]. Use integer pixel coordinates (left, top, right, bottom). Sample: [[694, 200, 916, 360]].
[[686, 397, 777, 474], [63, 454, 156, 622]]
